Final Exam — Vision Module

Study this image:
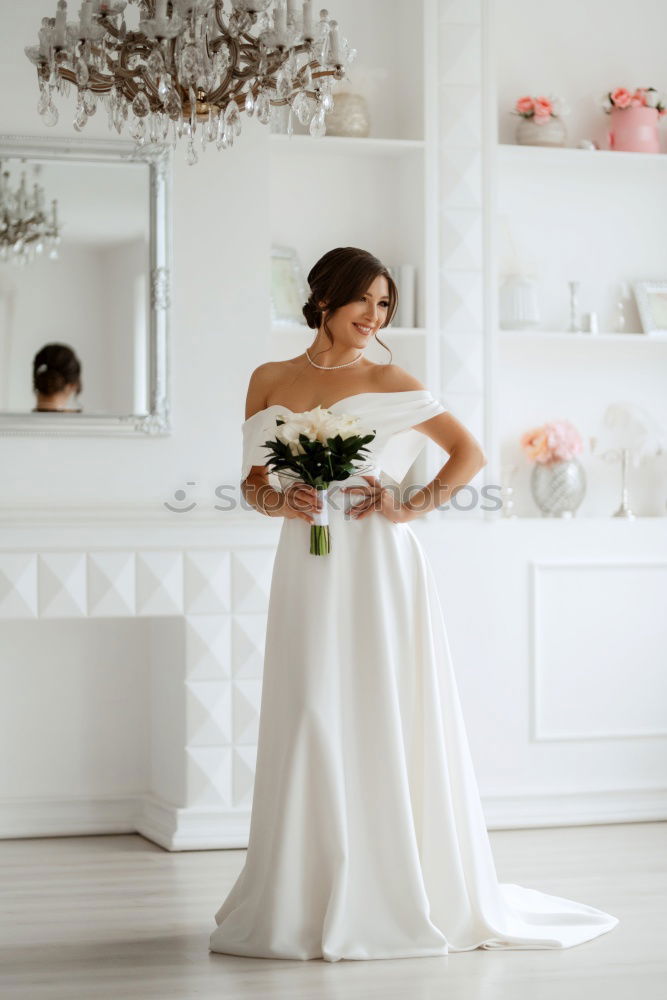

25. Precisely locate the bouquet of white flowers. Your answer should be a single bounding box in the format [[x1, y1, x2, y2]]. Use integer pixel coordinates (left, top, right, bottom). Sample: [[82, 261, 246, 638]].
[[261, 404, 377, 555]]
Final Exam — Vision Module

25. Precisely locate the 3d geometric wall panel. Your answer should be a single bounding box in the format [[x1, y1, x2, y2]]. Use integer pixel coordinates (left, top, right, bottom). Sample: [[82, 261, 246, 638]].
[[441, 334, 485, 394], [232, 678, 262, 745], [136, 550, 184, 616], [185, 613, 232, 680], [438, 22, 481, 87], [441, 270, 484, 333], [186, 679, 233, 746], [440, 207, 484, 271], [0, 553, 38, 618], [438, 0, 487, 515], [183, 550, 231, 614], [233, 745, 258, 808], [439, 146, 482, 209], [87, 551, 136, 617], [186, 745, 233, 808], [0, 547, 275, 846], [231, 613, 267, 679], [38, 552, 87, 618], [231, 548, 276, 612], [438, 86, 482, 147]]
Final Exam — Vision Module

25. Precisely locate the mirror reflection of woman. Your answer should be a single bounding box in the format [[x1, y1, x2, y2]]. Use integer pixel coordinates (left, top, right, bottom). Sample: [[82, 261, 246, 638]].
[[32, 343, 82, 413]]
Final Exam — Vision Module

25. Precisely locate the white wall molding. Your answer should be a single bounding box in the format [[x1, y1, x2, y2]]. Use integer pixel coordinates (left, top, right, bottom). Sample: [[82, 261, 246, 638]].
[[3, 784, 665, 848], [482, 785, 667, 830], [530, 560, 667, 742]]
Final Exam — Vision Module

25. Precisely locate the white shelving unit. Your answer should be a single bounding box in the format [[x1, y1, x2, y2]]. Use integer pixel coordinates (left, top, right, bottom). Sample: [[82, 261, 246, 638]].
[[500, 329, 667, 344], [491, 132, 667, 518], [267, 0, 441, 491], [498, 143, 667, 167]]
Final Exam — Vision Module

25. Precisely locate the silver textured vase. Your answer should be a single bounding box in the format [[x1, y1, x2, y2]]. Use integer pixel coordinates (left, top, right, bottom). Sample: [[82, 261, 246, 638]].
[[530, 459, 586, 517], [325, 92, 371, 138], [516, 115, 567, 147]]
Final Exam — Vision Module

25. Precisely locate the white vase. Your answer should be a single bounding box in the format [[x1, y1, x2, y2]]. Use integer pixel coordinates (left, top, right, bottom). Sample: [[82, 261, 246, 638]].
[[325, 93, 371, 138], [499, 275, 541, 329], [516, 115, 567, 147]]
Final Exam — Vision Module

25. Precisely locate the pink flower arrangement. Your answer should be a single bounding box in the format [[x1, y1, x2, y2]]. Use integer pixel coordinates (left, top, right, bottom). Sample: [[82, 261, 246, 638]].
[[513, 94, 559, 124], [603, 86, 666, 116], [520, 420, 584, 465]]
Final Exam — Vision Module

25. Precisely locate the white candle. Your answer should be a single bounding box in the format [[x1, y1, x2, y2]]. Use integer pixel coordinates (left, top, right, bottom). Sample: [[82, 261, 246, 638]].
[[53, 0, 67, 47], [302, 0, 313, 37], [80, 0, 92, 34], [287, 0, 296, 20], [275, 0, 287, 35], [155, 0, 168, 21], [329, 19, 341, 64]]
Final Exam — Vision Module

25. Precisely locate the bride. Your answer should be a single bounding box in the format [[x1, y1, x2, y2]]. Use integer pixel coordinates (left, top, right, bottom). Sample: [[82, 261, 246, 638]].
[[209, 246, 619, 962]]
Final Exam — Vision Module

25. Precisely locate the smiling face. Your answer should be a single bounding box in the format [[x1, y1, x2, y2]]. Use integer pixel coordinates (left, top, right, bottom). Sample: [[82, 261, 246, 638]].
[[319, 273, 391, 349]]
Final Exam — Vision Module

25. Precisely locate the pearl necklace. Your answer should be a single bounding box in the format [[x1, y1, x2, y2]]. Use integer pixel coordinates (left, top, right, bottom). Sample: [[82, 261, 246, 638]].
[[305, 347, 363, 370]]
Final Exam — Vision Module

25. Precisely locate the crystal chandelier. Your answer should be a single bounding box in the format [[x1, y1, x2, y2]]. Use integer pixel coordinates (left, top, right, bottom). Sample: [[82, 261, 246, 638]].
[[0, 162, 61, 265], [25, 1, 356, 164]]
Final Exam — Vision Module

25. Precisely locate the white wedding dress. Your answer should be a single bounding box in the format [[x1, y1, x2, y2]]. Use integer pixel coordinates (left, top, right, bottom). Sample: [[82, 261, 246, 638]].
[[209, 389, 619, 961]]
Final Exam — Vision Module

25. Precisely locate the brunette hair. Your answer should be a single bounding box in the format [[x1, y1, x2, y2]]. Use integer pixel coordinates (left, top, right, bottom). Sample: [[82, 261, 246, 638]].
[[302, 247, 397, 364], [33, 343, 82, 397]]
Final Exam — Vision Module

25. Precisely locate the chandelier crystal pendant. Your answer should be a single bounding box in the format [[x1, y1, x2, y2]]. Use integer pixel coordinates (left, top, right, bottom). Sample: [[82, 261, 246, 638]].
[[0, 161, 61, 266], [25, 0, 357, 164]]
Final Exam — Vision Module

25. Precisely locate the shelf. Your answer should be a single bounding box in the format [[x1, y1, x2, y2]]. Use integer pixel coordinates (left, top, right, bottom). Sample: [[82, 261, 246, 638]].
[[499, 329, 667, 343], [491, 515, 667, 522], [498, 143, 667, 166], [271, 323, 426, 336], [269, 134, 426, 157]]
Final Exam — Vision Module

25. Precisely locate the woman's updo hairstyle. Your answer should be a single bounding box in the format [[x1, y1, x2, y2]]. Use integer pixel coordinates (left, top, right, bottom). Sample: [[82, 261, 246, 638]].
[[33, 343, 82, 397], [302, 246, 398, 364]]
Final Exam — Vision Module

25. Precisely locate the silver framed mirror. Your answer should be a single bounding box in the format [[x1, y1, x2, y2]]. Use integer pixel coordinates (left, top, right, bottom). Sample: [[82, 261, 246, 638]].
[[0, 135, 171, 436]]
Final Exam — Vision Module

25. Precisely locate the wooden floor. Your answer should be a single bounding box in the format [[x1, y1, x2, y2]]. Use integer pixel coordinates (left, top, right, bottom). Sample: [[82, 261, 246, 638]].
[[1, 821, 665, 1000]]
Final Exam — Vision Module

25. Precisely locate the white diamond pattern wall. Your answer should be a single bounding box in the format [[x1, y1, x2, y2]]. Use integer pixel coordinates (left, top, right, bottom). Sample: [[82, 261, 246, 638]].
[[183, 550, 230, 614], [231, 549, 276, 612], [87, 552, 136, 617], [186, 745, 233, 808], [438, 0, 487, 513], [233, 678, 262, 746], [38, 553, 87, 617], [231, 613, 267, 679], [0, 553, 38, 618], [136, 551, 184, 616], [233, 745, 258, 808], [185, 614, 231, 680], [186, 679, 232, 746]]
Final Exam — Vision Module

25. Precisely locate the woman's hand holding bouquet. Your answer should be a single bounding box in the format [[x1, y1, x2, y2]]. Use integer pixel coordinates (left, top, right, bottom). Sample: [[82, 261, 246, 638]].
[[261, 404, 376, 555]]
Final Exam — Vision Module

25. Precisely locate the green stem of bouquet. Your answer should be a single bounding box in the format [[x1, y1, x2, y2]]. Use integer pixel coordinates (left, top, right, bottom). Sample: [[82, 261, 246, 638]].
[[310, 524, 331, 555]]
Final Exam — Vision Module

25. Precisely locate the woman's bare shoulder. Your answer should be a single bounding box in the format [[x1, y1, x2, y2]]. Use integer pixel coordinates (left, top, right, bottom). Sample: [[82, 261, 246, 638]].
[[244, 357, 303, 419], [373, 363, 426, 393]]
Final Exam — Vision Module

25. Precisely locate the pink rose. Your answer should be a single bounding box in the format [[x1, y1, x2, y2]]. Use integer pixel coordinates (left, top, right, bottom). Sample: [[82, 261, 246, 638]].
[[521, 420, 583, 464], [515, 96, 534, 114], [632, 88, 648, 106], [611, 87, 632, 109], [534, 96, 553, 117]]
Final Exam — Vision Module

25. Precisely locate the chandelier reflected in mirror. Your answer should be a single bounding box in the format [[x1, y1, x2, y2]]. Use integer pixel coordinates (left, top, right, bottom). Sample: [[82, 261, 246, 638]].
[[25, 0, 356, 164], [0, 161, 61, 266]]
